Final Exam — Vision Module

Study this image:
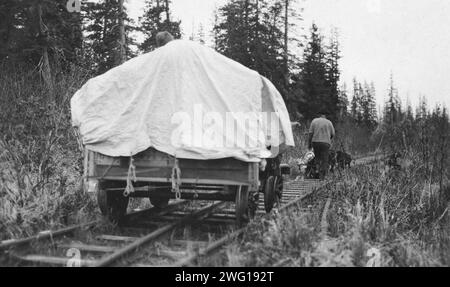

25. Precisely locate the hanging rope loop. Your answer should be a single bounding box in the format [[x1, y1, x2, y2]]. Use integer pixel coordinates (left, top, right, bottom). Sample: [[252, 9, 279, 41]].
[[171, 158, 182, 200], [123, 155, 136, 197]]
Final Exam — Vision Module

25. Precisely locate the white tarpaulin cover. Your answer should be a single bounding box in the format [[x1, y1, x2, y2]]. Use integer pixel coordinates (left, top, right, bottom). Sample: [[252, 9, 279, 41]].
[[71, 40, 294, 162]]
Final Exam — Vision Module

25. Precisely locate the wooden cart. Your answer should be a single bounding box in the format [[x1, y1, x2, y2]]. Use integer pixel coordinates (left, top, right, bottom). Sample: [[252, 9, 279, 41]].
[[258, 155, 290, 213], [83, 147, 260, 225]]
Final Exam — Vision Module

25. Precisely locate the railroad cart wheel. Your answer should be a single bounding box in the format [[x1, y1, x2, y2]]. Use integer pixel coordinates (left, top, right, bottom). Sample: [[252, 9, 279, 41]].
[[97, 187, 129, 223], [264, 176, 276, 213], [149, 193, 170, 209], [273, 175, 283, 207], [235, 186, 251, 226]]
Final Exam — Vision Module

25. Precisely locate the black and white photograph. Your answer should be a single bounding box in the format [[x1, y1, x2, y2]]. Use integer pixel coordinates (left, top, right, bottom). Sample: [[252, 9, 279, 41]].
[[0, 0, 449, 271]]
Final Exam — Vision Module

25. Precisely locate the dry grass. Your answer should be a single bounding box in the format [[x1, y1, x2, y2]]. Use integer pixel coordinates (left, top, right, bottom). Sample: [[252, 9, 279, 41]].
[[0, 63, 97, 240], [223, 157, 449, 267]]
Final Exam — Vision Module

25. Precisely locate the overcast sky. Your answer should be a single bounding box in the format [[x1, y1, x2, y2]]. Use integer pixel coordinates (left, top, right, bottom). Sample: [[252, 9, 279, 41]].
[[126, 0, 450, 110]]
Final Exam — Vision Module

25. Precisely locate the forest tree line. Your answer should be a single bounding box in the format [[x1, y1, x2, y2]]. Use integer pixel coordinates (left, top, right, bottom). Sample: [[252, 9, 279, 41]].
[[0, 0, 448, 155]]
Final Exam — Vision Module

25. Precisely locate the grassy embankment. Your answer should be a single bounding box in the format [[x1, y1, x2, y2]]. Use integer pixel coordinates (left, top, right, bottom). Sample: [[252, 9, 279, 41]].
[[0, 64, 97, 240], [223, 137, 450, 267]]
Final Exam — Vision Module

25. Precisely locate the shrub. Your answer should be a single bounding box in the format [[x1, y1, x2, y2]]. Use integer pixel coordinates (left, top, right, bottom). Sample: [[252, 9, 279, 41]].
[[0, 62, 96, 239]]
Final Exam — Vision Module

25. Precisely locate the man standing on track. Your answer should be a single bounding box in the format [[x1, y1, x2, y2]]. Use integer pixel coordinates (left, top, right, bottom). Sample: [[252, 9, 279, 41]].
[[308, 110, 335, 180]]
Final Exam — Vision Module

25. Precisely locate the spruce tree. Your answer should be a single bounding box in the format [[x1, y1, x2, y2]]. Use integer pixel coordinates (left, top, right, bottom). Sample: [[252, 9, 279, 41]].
[[384, 73, 401, 125], [84, 0, 136, 74], [213, 0, 291, 100], [290, 24, 341, 122], [0, 0, 85, 95], [350, 78, 361, 122], [338, 83, 349, 118], [295, 24, 330, 121], [0, 0, 83, 66], [361, 81, 377, 130], [325, 29, 341, 120]]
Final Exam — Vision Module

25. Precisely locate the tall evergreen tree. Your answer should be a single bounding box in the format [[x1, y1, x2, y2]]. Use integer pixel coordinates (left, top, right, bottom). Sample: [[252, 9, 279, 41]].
[[213, 0, 295, 100], [293, 24, 340, 121], [0, 0, 83, 65], [281, 0, 301, 88], [84, 0, 136, 74], [361, 81, 377, 130], [350, 78, 361, 122], [368, 82, 378, 126], [384, 73, 401, 125], [416, 96, 428, 120], [338, 82, 349, 118], [325, 28, 341, 120], [214, 0, 259, 69], [0, 0, 84, 91], [405, 97, 414, 122], [117, 0, 126, 65], [296, 23, 327, 119]]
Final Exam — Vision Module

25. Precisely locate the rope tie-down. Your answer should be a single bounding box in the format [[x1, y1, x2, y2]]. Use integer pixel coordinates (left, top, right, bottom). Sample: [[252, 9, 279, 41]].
[[123, 156, 137, 197], [171, 158, 182, 200]]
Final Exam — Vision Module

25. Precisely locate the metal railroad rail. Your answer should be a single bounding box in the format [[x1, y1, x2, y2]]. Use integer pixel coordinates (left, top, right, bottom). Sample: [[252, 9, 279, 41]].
[[0, 153, 380, 267], [0, 200, 188, 250], [0, 179, 326, 267], [1, 200, 225, 267], [170, 179, 324, 267]]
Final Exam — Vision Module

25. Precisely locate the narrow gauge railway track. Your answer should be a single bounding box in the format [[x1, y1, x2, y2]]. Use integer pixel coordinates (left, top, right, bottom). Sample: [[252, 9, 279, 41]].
[[0, 200, 227, 267], [170, 179, 324, 267], [167, 154, 383, 267], [0, 179, 324, 267]]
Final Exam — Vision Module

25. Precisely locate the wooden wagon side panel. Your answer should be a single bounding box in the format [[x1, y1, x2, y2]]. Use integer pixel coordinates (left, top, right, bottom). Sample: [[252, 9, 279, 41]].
[[89, 148, 259, 187]]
